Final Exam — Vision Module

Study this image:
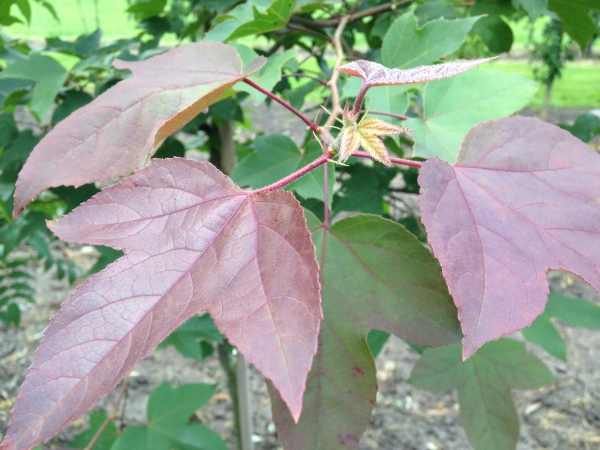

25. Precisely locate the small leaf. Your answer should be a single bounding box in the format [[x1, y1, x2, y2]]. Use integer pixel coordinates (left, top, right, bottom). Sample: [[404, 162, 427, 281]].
[[338, 57, 495, 89], [418, 116, 600, 359], [159, 314, 224, 361], [336, 104, 408, 166], [548, 0, 600, 51], [111, 382, 227, 450], [270, 213, 461, 450], [13, 42, 266, 218], [3, 159, 321, 450], [410, 339, 555, 450]]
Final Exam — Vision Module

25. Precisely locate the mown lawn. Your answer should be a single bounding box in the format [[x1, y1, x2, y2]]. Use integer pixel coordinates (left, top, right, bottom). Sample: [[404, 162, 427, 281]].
[[488, 60, 600, 109]]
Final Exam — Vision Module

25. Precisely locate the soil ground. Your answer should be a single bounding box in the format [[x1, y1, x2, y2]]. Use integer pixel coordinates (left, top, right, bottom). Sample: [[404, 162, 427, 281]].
[[2, 106, 600, 450]]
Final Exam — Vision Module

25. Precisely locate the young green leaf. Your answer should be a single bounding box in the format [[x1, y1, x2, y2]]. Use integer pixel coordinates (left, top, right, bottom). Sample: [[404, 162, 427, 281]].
[[69, 412, 118, 450], [2, 159, 321, 450], [13, 42, 266, 218], [410, 339, 555, 450], [418, 116, 600, 359], [270, 213, 461, 450], [158, 314, 224, 361]]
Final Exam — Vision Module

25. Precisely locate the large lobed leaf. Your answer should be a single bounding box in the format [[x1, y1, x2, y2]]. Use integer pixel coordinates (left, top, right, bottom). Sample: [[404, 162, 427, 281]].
[[410, 339, 555, 450], [418, 116, 600, 359], [2, 159, 321, 450], [13, 42, 266, 218], [405, 69, 537, 162], [270, 213, 461, 449]]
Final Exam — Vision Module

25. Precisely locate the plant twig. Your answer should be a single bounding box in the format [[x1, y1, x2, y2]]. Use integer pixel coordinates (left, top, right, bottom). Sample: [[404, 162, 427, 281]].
[[286, 24, 331, 41], [290, 1, 411, 27], [281, 73, 328, 86], [84, 377, 129, 450], [323, 143, 330, 227], [251, 153, 333, 195], [324, 15, 350, 131], [352, 151, 422, 168], [243, 78, 319, 132], [360, 110, 410, 121]]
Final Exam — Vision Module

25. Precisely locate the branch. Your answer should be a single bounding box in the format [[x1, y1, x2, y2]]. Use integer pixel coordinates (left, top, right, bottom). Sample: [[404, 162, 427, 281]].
[[352, 151, 422, 168], [324, 15, 349, 131], [286, 24, 331, 41], [243, 78, 319, 132], [290, 1, 411, 27], [281, 73, 328, 86], [84, 377, 129, 450], [251, 153, 333, 195]]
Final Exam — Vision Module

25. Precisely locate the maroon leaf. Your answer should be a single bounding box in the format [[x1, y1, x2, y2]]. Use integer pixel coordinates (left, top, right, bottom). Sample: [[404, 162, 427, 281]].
[[338, 57, 496, 88], [13, 42, 265, 218], [2, 159, 320, 450], [418, 116, 600, 359]]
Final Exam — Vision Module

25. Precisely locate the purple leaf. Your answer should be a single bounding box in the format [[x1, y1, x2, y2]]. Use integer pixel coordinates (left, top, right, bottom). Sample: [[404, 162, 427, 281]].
[[338, 57, 496, 88], [13, 42, 265, 218], [418, 116, 600, 359], [2, 159, 320, 450]]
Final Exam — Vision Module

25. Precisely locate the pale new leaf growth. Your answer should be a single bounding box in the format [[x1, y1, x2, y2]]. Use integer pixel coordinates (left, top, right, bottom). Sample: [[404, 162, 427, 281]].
[[336, 104, 408, 166], [339, 57, 497, 87]]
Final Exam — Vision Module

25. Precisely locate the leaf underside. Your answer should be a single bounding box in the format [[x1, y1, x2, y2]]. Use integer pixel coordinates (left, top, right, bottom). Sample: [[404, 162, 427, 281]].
[[338, 57, 496, 89], [2, 159, 321, 450], [418, 116, 600, 359], [13, 42, 266, 218], [269, 213, 461, 450]]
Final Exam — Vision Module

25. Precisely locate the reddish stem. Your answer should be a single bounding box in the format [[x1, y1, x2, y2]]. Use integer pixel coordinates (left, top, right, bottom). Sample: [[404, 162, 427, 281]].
[[243, 78, 319, 132], [286, 24, 331, 41], [282, 73, 328, 86], [352, 151, 422, 168], [251, 153, 333, 195], [352, 84, 369, 116]]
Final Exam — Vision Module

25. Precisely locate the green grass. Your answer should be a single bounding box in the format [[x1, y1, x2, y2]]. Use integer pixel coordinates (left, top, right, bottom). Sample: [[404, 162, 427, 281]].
[[488, 60, 600, 109]]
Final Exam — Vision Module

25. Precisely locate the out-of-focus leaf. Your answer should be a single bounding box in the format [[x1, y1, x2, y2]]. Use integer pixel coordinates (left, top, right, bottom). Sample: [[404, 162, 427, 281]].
[[548, 0, 599, 51], [234, 46, 298, 104], [405, 69, 537, 162], [472, 15, 514, 53], [205, 0, 294, 42], [410, 339, 555, 450], [560, 112, 600, 142], [367, 329, 390, 358], [418, 117, 600, 358], [0, 130, 38, 172], [0, 113, 18, 149], [51, 90, 94, 125], [231, 134, 334, 204], [0, 55, 68, 119], [516, 0, 547, 19], [270, 213, 461, 450], [74, 29, 103, 57], [126, 0, 167, 20], [13, 42, 266, 218], [333, 163, 396, 216], [0, 1, 22, 26], [414, 0, 454, 22], [112, 382, 227, 450], [158, 314, 224, 361], [3, 159, 320, 450], [381, 12, 481, 69], [523, 291, 600, 360], [87, 246, 123, 276], [69, 412, 118, 450]]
